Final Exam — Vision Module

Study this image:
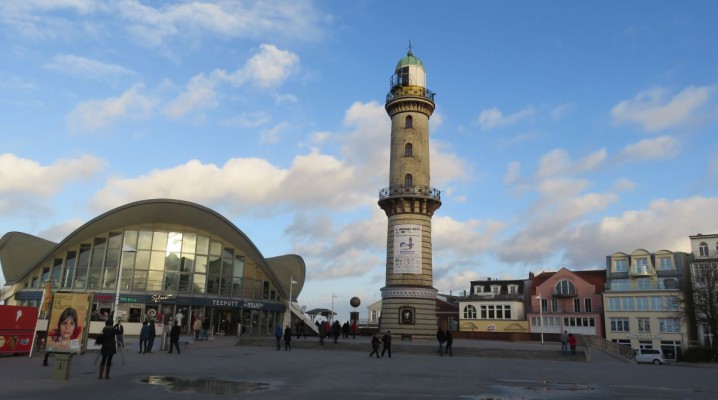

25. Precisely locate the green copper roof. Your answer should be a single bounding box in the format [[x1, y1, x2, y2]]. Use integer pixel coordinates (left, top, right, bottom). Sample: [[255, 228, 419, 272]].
[[395, 50, 424, 70]]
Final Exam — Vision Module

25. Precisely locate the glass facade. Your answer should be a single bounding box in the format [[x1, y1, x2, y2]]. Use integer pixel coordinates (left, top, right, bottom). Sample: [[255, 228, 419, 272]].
[[18, 225, 285, 336]]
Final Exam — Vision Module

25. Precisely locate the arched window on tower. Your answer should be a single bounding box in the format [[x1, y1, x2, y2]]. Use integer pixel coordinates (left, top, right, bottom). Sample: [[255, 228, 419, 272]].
[[404, 143, 413, 157], [404, 174, 413, 188], [405, 115, 413, 128]]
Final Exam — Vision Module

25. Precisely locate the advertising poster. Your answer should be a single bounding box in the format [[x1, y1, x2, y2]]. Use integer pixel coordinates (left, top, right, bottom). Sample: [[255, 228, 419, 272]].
[[0, 305, 38, 354], [46, 293, 91, 354], [393, 224, 422, 274]]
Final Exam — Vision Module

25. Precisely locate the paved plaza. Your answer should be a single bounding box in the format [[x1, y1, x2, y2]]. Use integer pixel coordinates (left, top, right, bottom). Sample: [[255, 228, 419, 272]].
[[1, 335, 717, 400]]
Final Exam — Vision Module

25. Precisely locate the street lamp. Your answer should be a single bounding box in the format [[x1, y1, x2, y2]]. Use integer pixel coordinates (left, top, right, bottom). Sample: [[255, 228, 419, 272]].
[[331, 292, 338, 323], [535, 293, 544, 344], [113, 245, 136, 324], [289, 276, 298, 304]]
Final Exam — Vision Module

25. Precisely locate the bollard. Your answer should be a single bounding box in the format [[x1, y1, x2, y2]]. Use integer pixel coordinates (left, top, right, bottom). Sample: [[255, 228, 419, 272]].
[[51, 354, 73, 380]]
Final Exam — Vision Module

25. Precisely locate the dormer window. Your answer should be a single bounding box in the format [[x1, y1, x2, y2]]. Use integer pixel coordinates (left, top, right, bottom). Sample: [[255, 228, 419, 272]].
[[474, 286, 483, 294], [404, 143, 413, 157], [508, 285, 518, 294], [405, 115, 413, 128], [491, 285, 500, 294]]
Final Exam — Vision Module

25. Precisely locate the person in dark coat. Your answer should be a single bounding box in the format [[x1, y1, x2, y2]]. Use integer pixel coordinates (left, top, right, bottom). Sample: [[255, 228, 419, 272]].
[[99, 319, 117, 379], [146, 319, 156, 352], [318, 321, 326, 345], [332, 320, 341, 344], [445, 330, 453, 356], [168, 320, 181, 354], [436, 328, 446, 356], [369, 333, 380, 358], [139, 320, 149, 354], [381, 330, 392, 358], [275, 325, 283, 350], [283, 325, 292, 351]]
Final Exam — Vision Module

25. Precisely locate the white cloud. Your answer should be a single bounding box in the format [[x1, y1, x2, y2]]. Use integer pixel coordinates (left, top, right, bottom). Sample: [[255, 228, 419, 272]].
[[44, 54, 135, 81], [220, 112, 271, 128], [477, 106, 534, 130], [0, 153, 105, 216], [162, 73, 218, 118], [66, 83, 157, 132], [611, 85, 714, 132], [219, 44, 299, 88], [274, 94, 298, 104], [537, 148, 606, 179], [37, 219, 85, 242], [259, 122, 289, 144], [617, 136, 679, 162], [550, 103, 574, 120], [564, 196, 718, 263], [611, 178, 635, 192], [504, 161, 521, 185]]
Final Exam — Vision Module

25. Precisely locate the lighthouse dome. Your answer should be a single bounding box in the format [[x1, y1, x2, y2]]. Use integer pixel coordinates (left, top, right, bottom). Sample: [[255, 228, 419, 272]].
[[395, 50, 424, 70], [392, 49, 426, 88]]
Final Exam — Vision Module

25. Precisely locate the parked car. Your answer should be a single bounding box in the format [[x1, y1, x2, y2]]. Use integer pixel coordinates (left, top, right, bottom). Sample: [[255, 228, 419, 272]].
[[635, 348, 665, 365]]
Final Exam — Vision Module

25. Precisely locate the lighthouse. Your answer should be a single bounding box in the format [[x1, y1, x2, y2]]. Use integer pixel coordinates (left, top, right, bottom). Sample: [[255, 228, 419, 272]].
[[378, 48, 441, 340]]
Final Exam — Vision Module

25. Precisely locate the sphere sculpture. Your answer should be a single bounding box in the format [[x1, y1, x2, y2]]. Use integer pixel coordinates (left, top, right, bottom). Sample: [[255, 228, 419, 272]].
[[350, 297, 361, 308]]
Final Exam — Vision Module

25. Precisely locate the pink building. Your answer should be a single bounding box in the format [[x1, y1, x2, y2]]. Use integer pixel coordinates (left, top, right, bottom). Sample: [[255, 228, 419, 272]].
[[528, 268, 605, 338]]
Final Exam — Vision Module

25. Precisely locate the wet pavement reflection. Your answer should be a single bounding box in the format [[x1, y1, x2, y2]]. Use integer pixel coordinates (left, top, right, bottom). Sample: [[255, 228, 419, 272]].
[[140, 376, 271, 394]]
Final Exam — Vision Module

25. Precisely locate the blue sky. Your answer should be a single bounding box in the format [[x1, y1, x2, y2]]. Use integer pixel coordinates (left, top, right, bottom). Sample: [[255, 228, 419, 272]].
[[2, 1, 717, 320]]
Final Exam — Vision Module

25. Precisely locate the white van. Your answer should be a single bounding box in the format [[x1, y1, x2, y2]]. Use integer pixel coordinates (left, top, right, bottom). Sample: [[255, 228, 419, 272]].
[[635, 348, 665, 365]]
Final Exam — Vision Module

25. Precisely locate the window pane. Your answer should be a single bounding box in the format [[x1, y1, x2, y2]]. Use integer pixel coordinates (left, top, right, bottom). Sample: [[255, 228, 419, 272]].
[[152, 231, 168, 252], [138, 230, 153, 250]]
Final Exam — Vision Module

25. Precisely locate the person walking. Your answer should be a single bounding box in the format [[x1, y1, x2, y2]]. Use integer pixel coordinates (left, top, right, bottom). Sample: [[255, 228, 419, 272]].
[[193, 316, 202, 340], [445, 330, 453, 356], [381, 330, 392, 358], [283, 325, 292, 351], [201, 316, 210, 340], [351, 320, 357, 339], [560, 330, 569, 355], [436, 328, 446, 356], [168, 320, 181, 354], [369, 333, 380, 358], [146, 319, 156, 352], [318, 321, 326, 345], [99, 319, 117, 379], [332, 320, 341, 344], [274, 325, 283, 350], [114, 320, 124, 349], [139, 320, 149, 354], [568, 333, 577, 355]]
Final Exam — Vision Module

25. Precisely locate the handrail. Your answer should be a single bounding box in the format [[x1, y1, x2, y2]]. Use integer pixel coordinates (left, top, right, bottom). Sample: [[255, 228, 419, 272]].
[[379, 185, 441, 201]]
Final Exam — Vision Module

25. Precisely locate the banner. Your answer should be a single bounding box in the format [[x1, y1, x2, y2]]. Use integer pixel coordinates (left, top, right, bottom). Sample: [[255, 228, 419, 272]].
[[0, 306, 38, 354], [46, 293, 91, 354], [393, 224, 422, 274]]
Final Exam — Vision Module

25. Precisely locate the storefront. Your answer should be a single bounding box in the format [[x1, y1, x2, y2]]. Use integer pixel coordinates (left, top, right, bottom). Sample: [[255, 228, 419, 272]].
[[1, 199, 305, 338]]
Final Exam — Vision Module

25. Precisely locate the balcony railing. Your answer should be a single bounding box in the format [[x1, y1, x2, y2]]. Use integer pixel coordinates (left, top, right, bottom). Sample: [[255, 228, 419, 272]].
[[629, 265, 655, 277], [605, 281, 679, 291], [379, 185, 441, 201], [693, 250, 718, 259], [386, 86, 435, 103]]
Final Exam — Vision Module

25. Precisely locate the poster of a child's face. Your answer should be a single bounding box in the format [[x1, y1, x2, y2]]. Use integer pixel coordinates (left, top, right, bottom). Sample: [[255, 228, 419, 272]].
[[46, 293, 90, 353]]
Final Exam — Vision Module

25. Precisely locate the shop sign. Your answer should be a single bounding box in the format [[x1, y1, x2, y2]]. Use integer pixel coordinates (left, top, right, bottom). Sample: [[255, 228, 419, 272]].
[[151, 294, 175, 303], [626, 333, 660, 339]]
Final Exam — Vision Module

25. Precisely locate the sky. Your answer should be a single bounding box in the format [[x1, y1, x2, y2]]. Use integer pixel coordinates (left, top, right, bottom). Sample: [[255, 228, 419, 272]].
[[1, 1, 718, 321]]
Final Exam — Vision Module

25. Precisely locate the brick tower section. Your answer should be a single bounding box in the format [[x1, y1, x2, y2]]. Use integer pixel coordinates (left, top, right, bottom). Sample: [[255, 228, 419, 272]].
[[378, 50, 441, 340]]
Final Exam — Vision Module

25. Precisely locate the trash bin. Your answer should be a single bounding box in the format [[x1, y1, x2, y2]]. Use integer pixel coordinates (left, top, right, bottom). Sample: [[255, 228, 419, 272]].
[[52, 354, 73, 380]]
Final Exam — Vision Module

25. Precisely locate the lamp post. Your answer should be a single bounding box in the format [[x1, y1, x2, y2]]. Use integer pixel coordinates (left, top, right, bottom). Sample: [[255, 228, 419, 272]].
[[331, 292, 338, 323], [113, 245, 136, 324], [535, 293, 544, 344]]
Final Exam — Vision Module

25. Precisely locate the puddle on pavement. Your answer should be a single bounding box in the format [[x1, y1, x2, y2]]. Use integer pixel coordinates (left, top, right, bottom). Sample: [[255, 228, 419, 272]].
[[140, 376, 271, 394]]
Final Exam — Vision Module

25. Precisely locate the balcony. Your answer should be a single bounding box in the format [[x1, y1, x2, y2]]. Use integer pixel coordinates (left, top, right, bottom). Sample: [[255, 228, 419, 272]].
[[552, 289, 577, 298], [693, 250, 718, 259], [629, 265, 655, 277], [379, 185, 441, 201], [468, 293, 524, 301], [386, 85, 435, 103], [605, 280, 680, 291]]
